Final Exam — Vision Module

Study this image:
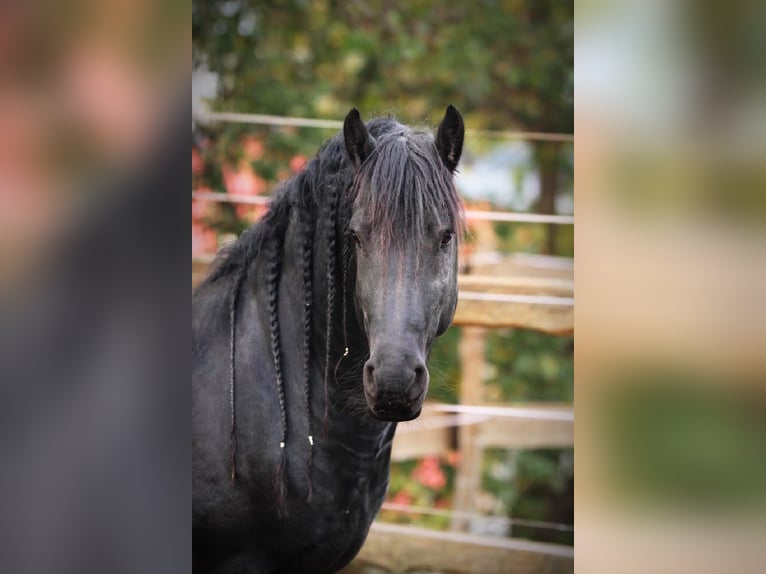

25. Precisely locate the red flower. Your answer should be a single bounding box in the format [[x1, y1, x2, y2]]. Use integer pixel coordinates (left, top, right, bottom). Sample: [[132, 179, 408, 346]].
[[389, 490, 413, 506], [223, 164, 266, 197], [412, 456, 447, 490]]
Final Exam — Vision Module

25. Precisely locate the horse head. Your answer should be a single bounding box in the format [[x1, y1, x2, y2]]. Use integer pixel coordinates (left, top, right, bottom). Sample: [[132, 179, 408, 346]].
[[343, 106, 464, 422]]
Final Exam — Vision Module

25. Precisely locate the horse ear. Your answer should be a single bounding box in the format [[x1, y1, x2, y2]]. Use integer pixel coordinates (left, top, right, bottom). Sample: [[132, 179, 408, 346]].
[[343, 108, 375, 168], [435, 104, 464, 172]]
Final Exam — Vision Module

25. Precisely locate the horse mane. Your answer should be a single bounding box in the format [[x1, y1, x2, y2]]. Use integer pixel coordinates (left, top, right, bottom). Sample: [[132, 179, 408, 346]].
[[196, 115, 464, 508]]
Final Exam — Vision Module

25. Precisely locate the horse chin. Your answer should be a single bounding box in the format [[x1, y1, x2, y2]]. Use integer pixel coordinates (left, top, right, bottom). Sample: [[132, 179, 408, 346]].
[[367, 404, 422, 423]]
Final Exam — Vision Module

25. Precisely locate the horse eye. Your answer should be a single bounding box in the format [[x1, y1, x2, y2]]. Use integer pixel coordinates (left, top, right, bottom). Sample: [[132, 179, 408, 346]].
[[440, 230, 454, 247], [350, 230, 362, 248]]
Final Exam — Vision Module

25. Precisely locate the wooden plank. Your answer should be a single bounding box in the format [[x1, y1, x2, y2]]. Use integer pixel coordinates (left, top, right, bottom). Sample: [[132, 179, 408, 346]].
[[339, 522, 573, 574], [390, 404, 574, 460], [458, 274, 573, 296], [451, 327, 487, 531], [390, 421, 452, 462], [467, 253, 573, 281], [453, 296, 573, 334], [478, 416, 573, 449]]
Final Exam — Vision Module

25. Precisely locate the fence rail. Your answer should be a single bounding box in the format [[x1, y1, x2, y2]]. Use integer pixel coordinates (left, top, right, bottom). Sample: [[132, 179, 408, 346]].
[[391, 403, 573, 461], [339, 522, 573, 574], [193, 110, 574, 143]]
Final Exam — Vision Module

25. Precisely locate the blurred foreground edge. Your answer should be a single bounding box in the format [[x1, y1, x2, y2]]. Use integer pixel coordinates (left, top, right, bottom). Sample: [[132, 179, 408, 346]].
[[0, 92, 190, 574]]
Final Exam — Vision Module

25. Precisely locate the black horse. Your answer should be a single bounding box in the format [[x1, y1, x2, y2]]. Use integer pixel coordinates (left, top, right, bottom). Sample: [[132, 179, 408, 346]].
[[192, 106, 465, 573]]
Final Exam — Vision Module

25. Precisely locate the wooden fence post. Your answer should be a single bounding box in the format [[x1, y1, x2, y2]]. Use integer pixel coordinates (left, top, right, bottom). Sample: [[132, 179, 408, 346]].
[[451, 202, 498, 531], [450, 325, 487, 531]]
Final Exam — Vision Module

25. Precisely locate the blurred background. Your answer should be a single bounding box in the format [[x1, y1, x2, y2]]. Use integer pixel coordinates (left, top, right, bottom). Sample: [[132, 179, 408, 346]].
[[576, 1, 766, 573], [193, 1, 574, 572]]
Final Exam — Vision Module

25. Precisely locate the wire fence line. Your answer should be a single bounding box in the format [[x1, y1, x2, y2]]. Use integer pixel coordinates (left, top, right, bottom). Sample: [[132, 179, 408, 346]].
[[430, 404, 573, 421], [192, 190, 270, 206], [193, 110, 574, 143], [459, 291, 574, 307], [191, 191, 575, 225], [379, 503, 574, 533], [463, 210, 574, 225]]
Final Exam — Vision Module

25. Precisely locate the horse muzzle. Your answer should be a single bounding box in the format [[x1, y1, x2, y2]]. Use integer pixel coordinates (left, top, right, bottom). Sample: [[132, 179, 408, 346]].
[[363, 354, 429, 422]]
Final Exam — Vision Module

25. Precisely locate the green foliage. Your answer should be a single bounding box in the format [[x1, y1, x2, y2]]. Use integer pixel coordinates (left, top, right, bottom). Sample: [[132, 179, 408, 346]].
[[428, 327, 574, 404], [485, 329, 573, 402], [193, 0, 573, 215], [483, 448, 573, 545], [426, 326, 462, 404], [194, 1, 572, 129]]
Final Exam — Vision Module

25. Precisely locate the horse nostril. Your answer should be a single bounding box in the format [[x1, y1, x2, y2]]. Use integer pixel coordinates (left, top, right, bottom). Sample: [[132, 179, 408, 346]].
[[413, 364, 428, 386], [406, 364, 428, 403], [364, 362, 375, 382]]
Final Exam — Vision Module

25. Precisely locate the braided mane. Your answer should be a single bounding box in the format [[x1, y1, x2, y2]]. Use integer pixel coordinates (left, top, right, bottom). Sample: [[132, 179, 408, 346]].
[[197, 116, 464, 505]]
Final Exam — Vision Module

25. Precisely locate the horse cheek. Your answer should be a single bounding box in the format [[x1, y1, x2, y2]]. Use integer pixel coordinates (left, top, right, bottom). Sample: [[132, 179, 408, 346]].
[[436, 292, 457, 336]]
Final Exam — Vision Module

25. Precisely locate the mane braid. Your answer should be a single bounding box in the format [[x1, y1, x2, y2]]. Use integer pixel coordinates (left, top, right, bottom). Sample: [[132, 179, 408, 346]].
[[227, 265, 245, 482], [322, 182, 340, 436], [337, 176, 356, 376], [266, 235, 288, 512], [340, 232, 351, 358], [332, 232, 352, 385], [299, 208, 315, 502]]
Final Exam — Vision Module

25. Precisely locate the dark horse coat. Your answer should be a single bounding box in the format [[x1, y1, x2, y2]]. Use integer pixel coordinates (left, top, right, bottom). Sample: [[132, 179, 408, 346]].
[[193, 107, 465, 573]]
